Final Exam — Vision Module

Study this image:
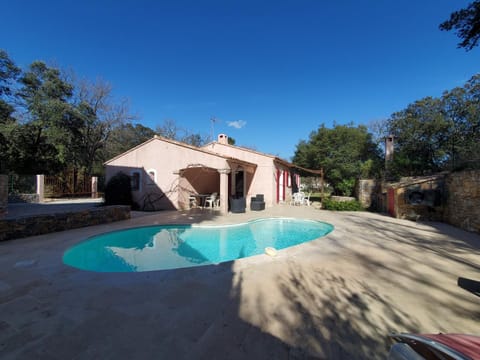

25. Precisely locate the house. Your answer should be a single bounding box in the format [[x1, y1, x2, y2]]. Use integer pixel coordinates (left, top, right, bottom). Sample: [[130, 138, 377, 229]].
[[104, 134, 319, 214]]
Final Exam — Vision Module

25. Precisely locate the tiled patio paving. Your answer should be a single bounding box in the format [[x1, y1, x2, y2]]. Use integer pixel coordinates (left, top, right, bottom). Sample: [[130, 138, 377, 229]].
[[1, 205, 479, 359]]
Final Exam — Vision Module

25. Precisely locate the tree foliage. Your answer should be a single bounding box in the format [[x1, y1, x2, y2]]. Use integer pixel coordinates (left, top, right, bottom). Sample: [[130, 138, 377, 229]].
[[440, 1, 480, 50], [384, 74, 480, 177], [104, 123, 156, 160], [0, 50, 20, 172], [156, 118, 209, 146], [387, 97, 448, 176], [0, 49, 214, 182], [71, 78, 135, 176], [12, 61, 74, 174], [0, 50, 138, 178], [292, 123, 383, 196]]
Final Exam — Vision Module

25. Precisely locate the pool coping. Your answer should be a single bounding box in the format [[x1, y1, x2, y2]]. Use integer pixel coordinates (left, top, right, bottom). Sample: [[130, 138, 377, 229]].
[[62, 217, 335, 272]]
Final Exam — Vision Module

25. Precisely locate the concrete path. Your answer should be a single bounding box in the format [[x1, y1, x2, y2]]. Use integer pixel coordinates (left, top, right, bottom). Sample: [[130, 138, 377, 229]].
[[1, 206, 479, 359], [4, 198, 103, 219]]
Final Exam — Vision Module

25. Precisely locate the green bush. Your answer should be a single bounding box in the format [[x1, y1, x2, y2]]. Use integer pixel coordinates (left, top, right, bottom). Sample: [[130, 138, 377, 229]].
[[104, 172, 133, 206], [322, 198, 364, 211], [336, 178, 355, 196]]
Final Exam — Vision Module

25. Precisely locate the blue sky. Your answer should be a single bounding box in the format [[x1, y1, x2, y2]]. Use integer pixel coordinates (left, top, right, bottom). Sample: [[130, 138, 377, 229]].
[[2, 0, 479, 160]]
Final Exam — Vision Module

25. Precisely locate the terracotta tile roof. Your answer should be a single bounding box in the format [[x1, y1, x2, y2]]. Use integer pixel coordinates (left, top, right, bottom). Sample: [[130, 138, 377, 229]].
[[104, 135, 256, 168]]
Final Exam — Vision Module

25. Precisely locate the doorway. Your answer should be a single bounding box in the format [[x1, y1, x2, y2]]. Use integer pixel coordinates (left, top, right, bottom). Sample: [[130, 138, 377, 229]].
[[235, 168, 244, 198]]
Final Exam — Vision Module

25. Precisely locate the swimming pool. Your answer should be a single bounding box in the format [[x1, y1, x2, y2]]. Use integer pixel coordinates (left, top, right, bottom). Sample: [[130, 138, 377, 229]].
[[63, 218, 334, 272]]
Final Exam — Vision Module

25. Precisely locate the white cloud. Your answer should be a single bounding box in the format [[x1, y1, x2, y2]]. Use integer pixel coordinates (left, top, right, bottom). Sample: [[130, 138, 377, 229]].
[[227, 120, 247, 129]]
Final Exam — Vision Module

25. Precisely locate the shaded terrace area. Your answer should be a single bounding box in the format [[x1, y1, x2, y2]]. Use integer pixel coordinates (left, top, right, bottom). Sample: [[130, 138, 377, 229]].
[[177, 159, 256, 214]]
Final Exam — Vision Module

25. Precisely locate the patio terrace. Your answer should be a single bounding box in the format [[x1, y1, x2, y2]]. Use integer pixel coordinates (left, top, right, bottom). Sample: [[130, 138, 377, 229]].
[[1, 205, 479, 359]]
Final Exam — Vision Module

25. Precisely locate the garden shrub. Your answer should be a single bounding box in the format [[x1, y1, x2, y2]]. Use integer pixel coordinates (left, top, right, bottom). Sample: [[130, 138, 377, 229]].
[[323, 198, 364, 211], [104, 172, 133, 206], [336, 178, 356, 196]]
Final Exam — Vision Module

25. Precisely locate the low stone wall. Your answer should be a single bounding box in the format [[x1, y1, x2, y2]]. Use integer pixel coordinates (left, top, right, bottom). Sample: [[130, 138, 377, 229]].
[[0, 205, 130, 241], [445, 170, 480, 233], [8, 193, 40, 203], [330, 196, 356, 202]]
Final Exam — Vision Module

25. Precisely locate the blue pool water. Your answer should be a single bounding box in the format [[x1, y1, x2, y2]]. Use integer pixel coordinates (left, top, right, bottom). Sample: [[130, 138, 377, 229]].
[[63, 218, 334, 272]]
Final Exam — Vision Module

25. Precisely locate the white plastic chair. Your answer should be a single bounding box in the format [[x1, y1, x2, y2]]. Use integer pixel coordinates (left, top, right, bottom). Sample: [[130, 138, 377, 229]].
[[204, 192, 218, 208], [303, 192, 311, 206], [291, 192, 304, 206], [189, 195, 198, 209]]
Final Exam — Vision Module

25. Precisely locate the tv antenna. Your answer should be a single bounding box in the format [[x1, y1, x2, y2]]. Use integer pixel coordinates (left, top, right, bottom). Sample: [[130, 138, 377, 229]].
[[210, 116, 219, 141]]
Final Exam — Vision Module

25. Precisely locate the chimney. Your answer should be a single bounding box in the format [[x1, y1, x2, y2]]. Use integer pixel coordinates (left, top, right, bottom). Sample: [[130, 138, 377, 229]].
[[385, 135, 394, 163], [218, 134, 229, 145]]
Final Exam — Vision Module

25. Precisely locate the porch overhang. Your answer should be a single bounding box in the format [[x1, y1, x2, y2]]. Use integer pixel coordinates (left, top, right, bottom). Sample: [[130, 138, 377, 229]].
[[175, 157, 256, 215], [274, 158, 323, 175], [226, 158, 257, 174], [176, 157, 257, 175]]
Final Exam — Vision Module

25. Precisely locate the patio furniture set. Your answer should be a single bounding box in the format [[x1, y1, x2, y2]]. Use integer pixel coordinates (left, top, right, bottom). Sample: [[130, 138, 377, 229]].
[[189, 193, 219, 209], [188, 193, 266, 213], [290, 192, 311, 206]]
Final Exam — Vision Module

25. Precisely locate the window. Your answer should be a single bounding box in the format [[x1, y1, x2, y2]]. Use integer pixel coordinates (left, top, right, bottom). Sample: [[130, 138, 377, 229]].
[[131, 172, 140, 191], [147, 169, 157, 185]]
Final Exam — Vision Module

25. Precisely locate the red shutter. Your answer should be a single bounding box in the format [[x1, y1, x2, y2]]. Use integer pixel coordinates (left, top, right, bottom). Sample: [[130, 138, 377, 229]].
[[276, 169, 280, 203]]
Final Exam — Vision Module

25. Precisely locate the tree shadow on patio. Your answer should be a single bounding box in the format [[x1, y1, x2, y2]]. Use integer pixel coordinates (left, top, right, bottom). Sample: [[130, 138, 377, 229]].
[[248, 264, 419, 359]]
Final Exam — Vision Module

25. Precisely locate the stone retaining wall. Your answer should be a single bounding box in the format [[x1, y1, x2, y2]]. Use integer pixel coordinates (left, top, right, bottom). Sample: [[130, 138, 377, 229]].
[[330, 196, 356, 202], [8, 193, 40, 203], [445, 170, 480, 233], [0, 205, 130, 241], [356, 179, 379, 209]]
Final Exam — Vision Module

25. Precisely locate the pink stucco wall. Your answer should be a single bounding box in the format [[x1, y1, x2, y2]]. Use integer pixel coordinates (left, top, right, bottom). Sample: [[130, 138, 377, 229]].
[[202, 142, 291, 207], [106, 137, 229, 210], [105, 136, 294, 211]]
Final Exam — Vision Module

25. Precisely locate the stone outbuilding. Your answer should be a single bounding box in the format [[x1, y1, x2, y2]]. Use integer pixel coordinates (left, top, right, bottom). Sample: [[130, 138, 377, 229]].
[[385, 174, 446, 221]]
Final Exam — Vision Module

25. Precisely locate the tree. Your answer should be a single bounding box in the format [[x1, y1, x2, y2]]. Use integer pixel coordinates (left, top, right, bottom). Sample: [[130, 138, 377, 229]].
[[386, 97, 449, 176], [156, 119, 179, 140], [0, 50, 20, 120], [104, 123, 156, 159], [70, 78, 135, 177], [442, 75, 480, 169], [156, 119, 209, 146], [383, 75, 480, 176], [1, 52, 138, 180], [0, 50, 21, 172], [440, 1, 480, 50], [292, 123, 383, 196], [181, 132, 206, 147], [13, 61, 74, 174]]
